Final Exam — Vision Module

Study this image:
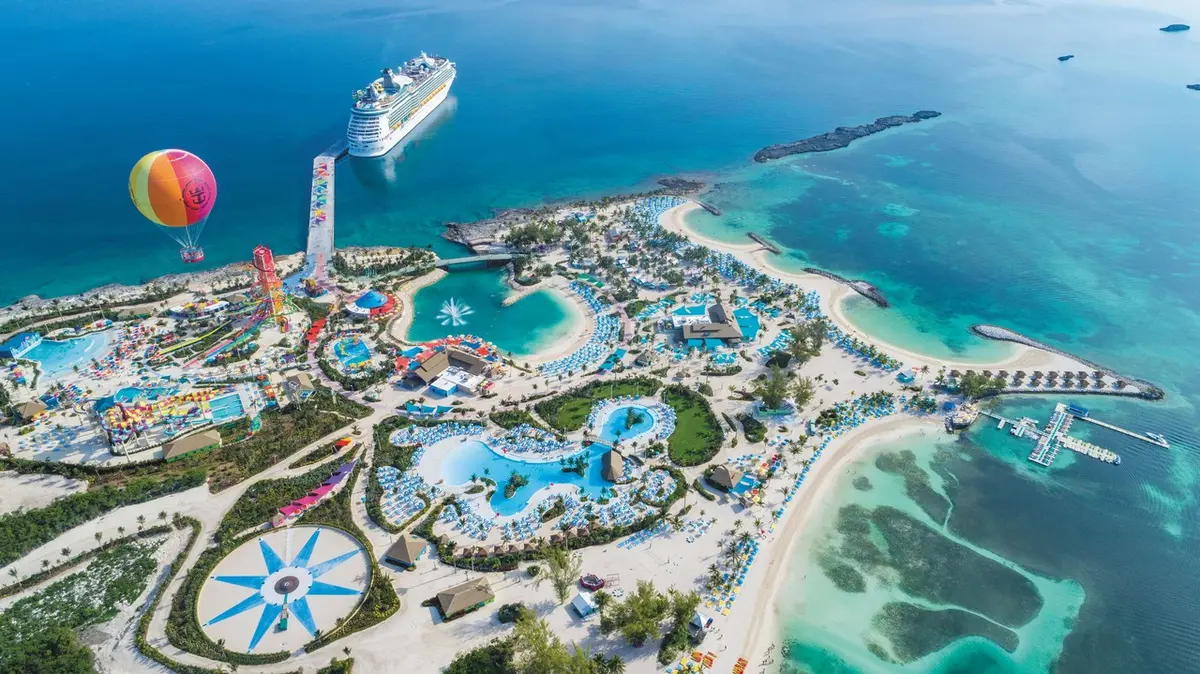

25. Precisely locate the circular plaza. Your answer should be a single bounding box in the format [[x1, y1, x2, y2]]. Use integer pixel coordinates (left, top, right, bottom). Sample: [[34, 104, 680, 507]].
[[196, 525, 370, 654]]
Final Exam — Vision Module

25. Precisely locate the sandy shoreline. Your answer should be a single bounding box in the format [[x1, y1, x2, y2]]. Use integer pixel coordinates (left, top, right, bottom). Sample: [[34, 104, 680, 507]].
[[659, 202, 1084, 372], [737, 415, 943, 670]]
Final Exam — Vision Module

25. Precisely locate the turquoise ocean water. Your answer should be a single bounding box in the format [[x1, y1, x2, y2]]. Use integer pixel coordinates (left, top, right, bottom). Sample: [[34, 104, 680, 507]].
[[4, 0, 1200, 671]]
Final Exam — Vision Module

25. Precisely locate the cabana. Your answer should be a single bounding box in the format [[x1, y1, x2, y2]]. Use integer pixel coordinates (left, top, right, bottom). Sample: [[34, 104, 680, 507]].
[[383, 534, 427, 568], [571, 592, 598, 618], [436, 577, 495, 620]]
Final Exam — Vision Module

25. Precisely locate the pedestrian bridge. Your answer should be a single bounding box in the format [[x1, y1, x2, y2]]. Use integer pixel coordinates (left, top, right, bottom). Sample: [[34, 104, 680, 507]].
[[434, 254, 514, 269]]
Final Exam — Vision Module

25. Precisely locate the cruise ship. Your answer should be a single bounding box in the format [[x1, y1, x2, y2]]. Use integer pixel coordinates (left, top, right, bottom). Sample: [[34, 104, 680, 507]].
[[347, 53, 455, 157]]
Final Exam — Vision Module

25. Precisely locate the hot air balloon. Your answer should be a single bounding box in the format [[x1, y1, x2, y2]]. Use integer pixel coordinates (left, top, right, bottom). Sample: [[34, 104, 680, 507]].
[[129, 149, 217, 263]]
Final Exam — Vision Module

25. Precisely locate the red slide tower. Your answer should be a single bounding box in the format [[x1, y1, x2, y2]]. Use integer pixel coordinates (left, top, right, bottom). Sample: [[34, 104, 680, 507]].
[[252, 245, 288, 330]]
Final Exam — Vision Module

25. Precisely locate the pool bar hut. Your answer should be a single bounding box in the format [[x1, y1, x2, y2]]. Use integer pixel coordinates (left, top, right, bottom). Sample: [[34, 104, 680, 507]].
[[383, 534, 427, 569], [436, 577, 495, 620]]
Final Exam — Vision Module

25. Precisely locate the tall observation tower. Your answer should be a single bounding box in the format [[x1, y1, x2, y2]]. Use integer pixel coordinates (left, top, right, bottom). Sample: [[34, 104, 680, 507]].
[[252, 245, 287, 330]]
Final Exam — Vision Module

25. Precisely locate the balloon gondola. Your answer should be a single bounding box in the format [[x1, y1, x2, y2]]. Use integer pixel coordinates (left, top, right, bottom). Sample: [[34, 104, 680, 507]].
[[129, 149, 217, 264]]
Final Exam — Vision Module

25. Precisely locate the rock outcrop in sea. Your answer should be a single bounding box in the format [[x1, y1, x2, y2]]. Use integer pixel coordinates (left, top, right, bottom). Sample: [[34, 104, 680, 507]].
[[753, 111, 942, 162], [1058, 54, 1075, 62], [803, 268, 889, 308], [1187, 84, 1200, 91], [1160, 24, 1190, 32]]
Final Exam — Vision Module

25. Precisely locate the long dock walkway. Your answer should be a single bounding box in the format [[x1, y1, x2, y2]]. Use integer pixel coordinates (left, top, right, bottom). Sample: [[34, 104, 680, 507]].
[[1072, 414, 1169, 448], [305, 140, 347, 282]]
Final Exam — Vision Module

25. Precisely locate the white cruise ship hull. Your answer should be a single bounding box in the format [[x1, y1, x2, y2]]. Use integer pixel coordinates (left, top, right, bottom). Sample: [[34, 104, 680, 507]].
[[349, 76, 454, 158]]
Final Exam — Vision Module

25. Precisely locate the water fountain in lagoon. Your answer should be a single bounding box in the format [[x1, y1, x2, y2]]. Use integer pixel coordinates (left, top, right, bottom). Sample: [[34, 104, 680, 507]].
[[437, 297, 474, 326]]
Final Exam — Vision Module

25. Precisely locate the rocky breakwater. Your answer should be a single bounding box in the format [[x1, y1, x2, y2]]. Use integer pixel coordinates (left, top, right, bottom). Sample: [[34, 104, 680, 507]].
[[804, 268, 889, 308], [969, 325, 1165, 400], [754, 111, 942, 162]]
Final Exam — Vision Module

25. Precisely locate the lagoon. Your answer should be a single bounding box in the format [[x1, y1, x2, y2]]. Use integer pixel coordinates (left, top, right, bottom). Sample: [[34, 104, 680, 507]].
[[406, 268, 577, 357]]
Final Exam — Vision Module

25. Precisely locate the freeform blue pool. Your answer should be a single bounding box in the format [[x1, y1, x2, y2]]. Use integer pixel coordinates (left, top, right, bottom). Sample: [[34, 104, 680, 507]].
[[333, 337, 371, 369], [599, 404, 657, 444], [23, 331, 114, 380], [210, 393, 246, 423], [440, 440, 613, 517]]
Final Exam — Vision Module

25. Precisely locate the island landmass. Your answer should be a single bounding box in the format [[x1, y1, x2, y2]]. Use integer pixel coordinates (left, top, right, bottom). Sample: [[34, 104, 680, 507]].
[[753, 110, 942, 162]]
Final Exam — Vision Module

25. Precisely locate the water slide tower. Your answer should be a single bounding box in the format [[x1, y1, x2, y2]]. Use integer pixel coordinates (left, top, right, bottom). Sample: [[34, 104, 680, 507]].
[[252, 245, 288, 330]]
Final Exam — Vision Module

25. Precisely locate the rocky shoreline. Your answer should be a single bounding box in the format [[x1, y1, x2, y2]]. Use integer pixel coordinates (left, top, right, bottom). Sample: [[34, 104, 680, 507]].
[[753, 110, 942, 162], [803, 268, 889, 308], [442, 177, 707, 252], [969, 324, 1165, 400]]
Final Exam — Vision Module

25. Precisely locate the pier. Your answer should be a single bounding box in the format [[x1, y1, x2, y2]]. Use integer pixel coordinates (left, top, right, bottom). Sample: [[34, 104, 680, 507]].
[[305, 140, 347, 282], [1073, 414, 1170, 448], [974, 401, 1172, 468]]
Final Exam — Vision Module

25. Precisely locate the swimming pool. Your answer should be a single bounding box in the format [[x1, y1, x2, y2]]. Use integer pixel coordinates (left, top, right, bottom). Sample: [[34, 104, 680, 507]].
[[22, 331, 114, 380], [114, 386, 178, 404], [333, 337, 371, 369], [440, 440, 613, 517], [209, 393, 246, 423], [599, 404, 657, 444]]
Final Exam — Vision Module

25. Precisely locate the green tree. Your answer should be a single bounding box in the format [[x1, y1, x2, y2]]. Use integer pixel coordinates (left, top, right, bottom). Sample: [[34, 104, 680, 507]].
[[792, 376, 815, 410], [512, 614, 601, 674], [536, 547, 583, 605], [753, 366, 792, 411], [2, 625, 96, 674], [957, 372, 1006, 399], [602, 579, 671, 647]]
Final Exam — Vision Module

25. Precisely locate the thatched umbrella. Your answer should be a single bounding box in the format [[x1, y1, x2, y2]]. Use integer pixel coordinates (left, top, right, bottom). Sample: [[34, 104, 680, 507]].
[[950, 370, 962, 378], [550, 533, 564, 545], [1092, 370, 1105, 380], [965, 370, 977, 376], [1032, 370, 1043, 378], [1016, 370, 1026, 378], [577, 526, 591, 537], [1062, 371, 1074, 380], [1078, 371, 1088, 380], [524, 542, 539, 553], [998, 370, 1009, 378]]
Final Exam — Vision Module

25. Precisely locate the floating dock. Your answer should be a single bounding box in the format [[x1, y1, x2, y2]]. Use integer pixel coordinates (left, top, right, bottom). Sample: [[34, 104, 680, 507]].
[[978, 402, 1137, 467]]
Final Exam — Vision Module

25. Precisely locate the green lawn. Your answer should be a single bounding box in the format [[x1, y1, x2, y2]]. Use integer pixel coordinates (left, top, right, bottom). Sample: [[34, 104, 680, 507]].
[[661, 385, 724, 466], [534, 377, 662, 432]]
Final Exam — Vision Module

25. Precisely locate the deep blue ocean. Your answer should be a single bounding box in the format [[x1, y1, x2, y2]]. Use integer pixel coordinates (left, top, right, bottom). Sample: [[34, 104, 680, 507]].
[[4, 0, 1199, 671]]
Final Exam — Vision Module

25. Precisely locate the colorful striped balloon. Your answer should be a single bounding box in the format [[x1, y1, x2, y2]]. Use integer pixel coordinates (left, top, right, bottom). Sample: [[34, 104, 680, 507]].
[[129, 149, 217, 228]]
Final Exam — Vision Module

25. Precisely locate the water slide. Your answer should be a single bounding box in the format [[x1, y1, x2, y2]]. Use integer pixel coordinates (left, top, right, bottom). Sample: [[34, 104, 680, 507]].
[[184, 308, 269, 368], [157, 320, 235, 356]]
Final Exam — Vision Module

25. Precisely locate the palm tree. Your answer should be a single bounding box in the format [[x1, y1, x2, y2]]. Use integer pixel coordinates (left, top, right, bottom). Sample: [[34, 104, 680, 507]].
[[41, 560, 50, 570], [118, 526, 125, 536], [94, 532, 103, 543], [159, 510, 168, 521], [61, 547, 71, 557]]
